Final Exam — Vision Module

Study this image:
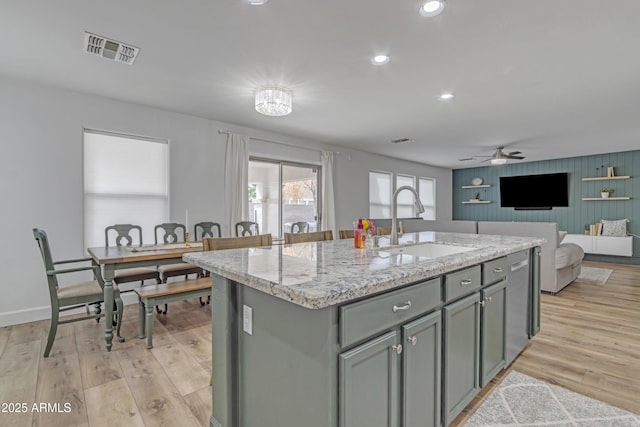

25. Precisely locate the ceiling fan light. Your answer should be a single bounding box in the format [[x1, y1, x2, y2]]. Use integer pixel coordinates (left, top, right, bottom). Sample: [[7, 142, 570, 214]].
[[255, 87, 292, 117], [491, 158, 508, 165]]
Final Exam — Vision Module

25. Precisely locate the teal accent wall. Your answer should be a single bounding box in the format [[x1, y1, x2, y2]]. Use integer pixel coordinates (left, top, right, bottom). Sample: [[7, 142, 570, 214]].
[[453, 150, 639, 262]]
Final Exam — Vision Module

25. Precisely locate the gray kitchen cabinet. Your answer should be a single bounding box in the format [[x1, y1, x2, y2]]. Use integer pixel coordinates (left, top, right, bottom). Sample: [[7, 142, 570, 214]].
[[339, 296, 442, 427], [442, 292, 481, 426], [480, 279, 507, 387], [402, 311, 442, 427], [339, 331, 400, 427]]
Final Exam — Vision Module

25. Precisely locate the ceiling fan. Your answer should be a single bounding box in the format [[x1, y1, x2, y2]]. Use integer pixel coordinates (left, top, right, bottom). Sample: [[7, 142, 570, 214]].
[[459, 146, 526, 164]]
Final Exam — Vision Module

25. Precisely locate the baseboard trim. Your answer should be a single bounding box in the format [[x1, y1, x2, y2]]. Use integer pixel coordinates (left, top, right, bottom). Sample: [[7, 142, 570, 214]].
[[0, 293, 140, 327]]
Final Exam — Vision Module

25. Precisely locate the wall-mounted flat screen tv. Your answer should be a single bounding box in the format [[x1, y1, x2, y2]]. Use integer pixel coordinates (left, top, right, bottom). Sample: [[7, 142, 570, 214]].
[[500, 172, 569, 210]]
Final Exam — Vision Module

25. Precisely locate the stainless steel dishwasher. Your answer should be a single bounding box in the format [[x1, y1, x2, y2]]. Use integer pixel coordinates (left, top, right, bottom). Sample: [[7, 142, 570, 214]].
[[506, 249, 531, 366]]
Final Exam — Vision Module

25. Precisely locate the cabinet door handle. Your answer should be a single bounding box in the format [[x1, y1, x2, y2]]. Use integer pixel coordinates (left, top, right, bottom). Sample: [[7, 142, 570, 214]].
[[479, 300, 486, 307], [392, 301, 412, 312], [487, 296, 492, 303], [460, 279, 473, 287], [493, 267, 503, 273], [392, 344, 403, 355], [407, 336, 417, 346]]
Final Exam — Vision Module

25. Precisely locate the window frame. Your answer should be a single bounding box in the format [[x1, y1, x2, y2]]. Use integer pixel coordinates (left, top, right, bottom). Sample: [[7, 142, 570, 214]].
[[368, 170, 436, 220], [83, 128, 170, 249], [368, 169, 393, 219], [249, 157, 322, 237]]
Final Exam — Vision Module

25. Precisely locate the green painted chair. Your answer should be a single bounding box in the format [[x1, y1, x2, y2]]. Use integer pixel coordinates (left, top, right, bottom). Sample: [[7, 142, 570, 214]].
[[194, 221, 222, 239], [153, 222, 202, 314], [33, 228, 124, 357], [235, 221, 259, 237], [105, 224, 161, 286], [194, 221, 222, 306], [290, 221, 309, 233]]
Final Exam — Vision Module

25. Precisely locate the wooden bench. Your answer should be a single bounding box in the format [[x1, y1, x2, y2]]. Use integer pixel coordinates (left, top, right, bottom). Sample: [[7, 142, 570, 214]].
[[134, 277, 211, 349]]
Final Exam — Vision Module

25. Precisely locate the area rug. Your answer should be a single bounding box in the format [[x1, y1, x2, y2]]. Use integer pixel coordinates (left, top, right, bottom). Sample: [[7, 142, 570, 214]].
[[463, 371, 640, 426], [576, 266, 613, 286]]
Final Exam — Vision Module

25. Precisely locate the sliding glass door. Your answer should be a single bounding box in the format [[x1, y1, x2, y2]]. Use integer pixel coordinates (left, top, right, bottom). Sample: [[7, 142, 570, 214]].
[[248, 159, 321, 238]]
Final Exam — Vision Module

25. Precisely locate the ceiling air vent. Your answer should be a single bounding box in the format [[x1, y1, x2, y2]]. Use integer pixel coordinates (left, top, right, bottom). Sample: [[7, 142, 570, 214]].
[[391, 137, 415, 144], [83, 32, 139, 65]]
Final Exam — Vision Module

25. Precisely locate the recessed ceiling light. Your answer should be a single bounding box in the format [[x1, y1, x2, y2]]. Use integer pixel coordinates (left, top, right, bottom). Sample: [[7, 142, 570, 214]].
[[419, 0, 446, 17], [439, 92, 455, 100], [246, 0, 268, 5], [371, 55, 390, 65]]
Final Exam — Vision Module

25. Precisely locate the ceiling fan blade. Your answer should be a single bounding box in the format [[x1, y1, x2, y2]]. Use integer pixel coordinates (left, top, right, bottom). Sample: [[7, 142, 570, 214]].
[[506, 151, 522, 156], [505, 155, 525, 159], [458, 157, 475, 161]]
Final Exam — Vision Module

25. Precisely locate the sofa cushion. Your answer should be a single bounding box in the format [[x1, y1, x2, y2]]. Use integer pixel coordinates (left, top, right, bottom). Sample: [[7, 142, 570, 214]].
[[555, 243, 584, 269]]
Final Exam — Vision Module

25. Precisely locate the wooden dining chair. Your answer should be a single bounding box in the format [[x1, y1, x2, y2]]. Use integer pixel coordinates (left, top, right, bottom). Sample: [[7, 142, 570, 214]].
[[376, 226, 392, 236], [33, 228, 123, 357], [194, 222, 222, 239], [235, 221, 259, 237], [284, 230, 333, 244], [290, 221, 309, 234], [105, 224, 160, 288], [338, 229, 354, 239], [154, 223, 202, 314], [376, 223, 404, 236], [203, 234, 273, 251]]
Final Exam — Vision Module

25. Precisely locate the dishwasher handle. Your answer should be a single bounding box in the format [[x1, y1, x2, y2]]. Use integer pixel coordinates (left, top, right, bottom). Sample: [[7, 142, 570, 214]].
[[510, 259, 529, 272]]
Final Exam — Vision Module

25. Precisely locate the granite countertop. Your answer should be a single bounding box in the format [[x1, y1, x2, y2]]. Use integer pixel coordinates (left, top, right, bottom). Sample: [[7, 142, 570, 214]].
[[184, 232, 544, 309]]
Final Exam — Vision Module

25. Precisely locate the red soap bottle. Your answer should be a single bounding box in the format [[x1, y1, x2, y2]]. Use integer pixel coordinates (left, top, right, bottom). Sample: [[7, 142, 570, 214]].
[[354, 219, 365, 249]]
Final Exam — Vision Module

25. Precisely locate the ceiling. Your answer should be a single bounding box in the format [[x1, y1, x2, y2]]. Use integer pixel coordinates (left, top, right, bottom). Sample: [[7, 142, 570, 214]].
[[2, 0, 640, 169]]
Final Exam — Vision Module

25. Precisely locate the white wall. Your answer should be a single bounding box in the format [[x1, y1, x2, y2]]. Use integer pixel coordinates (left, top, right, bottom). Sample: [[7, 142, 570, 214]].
[[0, 75, 452, 326]]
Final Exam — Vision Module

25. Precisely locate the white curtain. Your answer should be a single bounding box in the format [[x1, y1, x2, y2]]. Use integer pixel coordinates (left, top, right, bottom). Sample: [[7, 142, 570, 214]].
[[321, 151, 336, 238], [224, 133, 249, 236]]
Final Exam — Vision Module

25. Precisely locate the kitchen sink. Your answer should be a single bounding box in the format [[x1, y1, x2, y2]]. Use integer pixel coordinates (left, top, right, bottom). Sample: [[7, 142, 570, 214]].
[[380, 242, 475, 259]]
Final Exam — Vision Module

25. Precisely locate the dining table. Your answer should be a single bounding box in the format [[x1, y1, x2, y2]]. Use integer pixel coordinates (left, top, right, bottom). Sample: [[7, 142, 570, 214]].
[[87, 242, 204, 351]]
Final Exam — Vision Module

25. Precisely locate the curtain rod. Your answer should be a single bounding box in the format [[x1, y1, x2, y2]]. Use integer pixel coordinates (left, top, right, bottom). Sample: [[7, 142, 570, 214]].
[[217, 129, 338, 155]]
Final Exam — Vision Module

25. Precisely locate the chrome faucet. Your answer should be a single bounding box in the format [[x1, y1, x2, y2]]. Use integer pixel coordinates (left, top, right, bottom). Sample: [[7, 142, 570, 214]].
[[391, 186, 425, 245]]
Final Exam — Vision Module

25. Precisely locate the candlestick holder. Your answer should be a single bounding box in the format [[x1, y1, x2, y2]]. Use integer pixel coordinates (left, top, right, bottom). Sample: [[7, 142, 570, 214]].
[[184, 231, 191, 247]]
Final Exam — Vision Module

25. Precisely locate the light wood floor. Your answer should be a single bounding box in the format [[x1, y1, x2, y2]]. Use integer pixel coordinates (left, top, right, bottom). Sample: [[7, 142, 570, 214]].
[[0, 260, 638, 426]]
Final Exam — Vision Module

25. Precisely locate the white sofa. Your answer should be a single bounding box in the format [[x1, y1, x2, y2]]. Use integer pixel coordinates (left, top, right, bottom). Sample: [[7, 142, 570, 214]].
[[477, 221, 584, 294]]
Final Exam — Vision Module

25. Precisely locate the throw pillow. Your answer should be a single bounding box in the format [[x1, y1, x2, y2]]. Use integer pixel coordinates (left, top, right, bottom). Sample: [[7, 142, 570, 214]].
[[600, 219, 628, 237]]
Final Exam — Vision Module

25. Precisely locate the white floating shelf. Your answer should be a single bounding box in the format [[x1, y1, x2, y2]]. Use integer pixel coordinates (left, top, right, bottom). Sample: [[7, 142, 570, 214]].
[[462, 200, 492, 204], [581, 176, 631, 181], [461, 184, 491, 188], [581, 197, 631, 201]]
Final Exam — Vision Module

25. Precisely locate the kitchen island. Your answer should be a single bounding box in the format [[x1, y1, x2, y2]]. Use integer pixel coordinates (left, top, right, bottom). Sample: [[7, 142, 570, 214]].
[[184, 231, 543, 427]]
